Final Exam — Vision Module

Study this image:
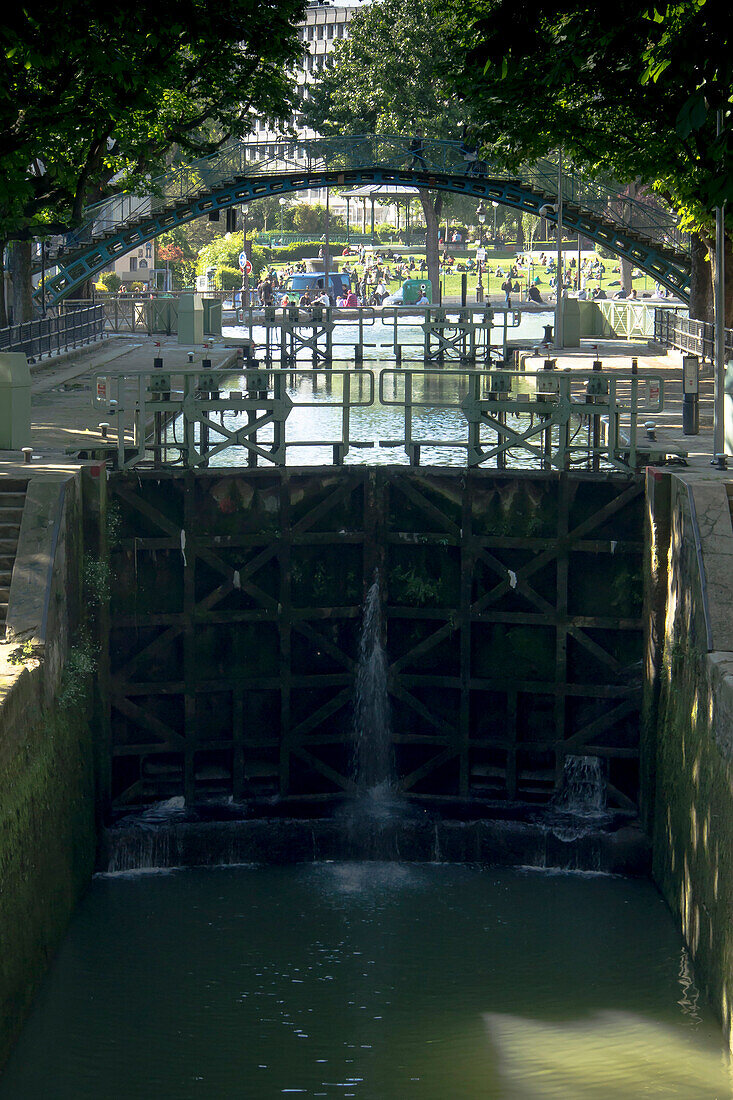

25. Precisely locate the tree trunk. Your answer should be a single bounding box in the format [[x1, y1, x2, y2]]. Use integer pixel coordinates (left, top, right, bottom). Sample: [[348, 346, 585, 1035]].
[[515, 220, 525, 251], [621, 258, 633, 295], [707, 233, 733, 331], [420, 190, 443, 301], [688, 232, 713, 322], [9, 241, 34, 323]]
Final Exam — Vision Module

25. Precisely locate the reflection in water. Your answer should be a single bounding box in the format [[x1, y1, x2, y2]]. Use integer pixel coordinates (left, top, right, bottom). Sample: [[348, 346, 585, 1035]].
[[485, 1011, 732, 1099], [1, 865, 730, 1099], [174, 317, 556, 469]]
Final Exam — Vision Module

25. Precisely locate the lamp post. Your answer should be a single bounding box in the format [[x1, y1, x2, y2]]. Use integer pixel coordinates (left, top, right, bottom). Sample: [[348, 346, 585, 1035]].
[[476, 201, 487, 303], [492, 200, 498, 244]]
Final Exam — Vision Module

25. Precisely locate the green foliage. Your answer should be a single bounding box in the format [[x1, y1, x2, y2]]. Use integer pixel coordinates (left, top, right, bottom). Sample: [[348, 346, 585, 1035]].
[[390, 565, 442, 607], [265, 241, 329, 263], [100, 272, 121, 293], [218, 265, 244, 290], [58, 637, 97, 710], [83, 555, 110, 606], [7, 640, 39, 665], [195, 233, 270, 283], [435, 0, 731, 230], [290, 203, 346, 235], [0, 0, 306, 241]]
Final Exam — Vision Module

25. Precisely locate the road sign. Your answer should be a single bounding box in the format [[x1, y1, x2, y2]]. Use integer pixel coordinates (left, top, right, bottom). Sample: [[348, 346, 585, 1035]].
[[239, 252, 252, 274], [476, 247, 487, 261]]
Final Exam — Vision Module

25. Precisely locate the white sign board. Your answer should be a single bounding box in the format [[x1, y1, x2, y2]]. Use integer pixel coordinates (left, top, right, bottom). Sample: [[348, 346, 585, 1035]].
[[196, 275, 209, 293], [476, 247, 487, 262]]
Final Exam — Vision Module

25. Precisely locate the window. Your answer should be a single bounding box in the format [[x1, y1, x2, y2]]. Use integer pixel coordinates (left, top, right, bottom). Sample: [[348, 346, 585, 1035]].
[[139, 259, 148, 268], [145, 243, 153, 257], [129, 257, 137, 271]]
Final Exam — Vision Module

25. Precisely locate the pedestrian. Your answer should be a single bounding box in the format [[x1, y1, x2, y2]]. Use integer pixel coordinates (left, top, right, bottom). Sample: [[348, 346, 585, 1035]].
[[501, 277, 512, 307], [409, 130, 426, 170]]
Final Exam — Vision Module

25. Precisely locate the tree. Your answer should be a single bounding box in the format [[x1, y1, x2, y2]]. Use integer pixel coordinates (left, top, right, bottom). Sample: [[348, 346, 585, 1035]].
[[434, 0, 732, 321], [304, 0, 471, 295], [0, 0, 305, 320]]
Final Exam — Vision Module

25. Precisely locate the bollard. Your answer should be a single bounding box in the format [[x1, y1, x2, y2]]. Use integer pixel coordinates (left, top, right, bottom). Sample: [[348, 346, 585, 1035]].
[[98, 422, 109, 440], [22, 447, 33, 464]]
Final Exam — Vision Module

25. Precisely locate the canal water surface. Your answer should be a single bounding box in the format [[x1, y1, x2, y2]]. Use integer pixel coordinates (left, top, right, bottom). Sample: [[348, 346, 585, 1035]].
[[1, 863, 730, 1098]]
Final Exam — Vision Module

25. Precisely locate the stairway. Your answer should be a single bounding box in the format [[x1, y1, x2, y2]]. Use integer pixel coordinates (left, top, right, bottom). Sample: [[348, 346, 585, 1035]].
[[0, 479, 28, 638]]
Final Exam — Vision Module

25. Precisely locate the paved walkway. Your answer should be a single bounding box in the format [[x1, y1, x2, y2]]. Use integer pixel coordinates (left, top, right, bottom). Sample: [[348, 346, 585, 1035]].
[[27, 335, 238, 456]]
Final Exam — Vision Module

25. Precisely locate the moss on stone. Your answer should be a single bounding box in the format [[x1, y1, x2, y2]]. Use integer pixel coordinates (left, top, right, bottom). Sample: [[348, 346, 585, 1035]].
[[0, 663, 96, 1067]]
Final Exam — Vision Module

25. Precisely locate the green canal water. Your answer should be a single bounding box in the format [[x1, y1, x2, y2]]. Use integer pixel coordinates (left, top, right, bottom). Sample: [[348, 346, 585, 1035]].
[[1, 863, 730, 1099]]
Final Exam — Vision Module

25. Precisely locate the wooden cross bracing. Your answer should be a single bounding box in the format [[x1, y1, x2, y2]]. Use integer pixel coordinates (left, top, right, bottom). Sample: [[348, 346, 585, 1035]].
[[107, 469, 643, 811]]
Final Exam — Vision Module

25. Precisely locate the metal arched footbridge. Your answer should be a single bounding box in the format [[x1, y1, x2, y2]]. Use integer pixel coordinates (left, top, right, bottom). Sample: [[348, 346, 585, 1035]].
[[41, 135, 691, 308]]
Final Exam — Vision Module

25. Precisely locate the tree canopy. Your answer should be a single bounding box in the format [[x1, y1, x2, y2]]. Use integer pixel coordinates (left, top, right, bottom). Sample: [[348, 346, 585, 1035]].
[[436, 0, 730, 230], [421, 0, 731, 319], [0, 0, 306, 242]]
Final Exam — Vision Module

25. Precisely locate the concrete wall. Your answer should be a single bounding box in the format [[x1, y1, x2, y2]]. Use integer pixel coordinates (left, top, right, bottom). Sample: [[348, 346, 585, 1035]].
[[644, 469, 733, 1047], [0, 466, 104, 1067]]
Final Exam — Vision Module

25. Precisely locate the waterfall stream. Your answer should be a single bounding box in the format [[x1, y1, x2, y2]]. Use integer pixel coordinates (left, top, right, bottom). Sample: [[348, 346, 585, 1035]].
[[351, 572, 395, 797]]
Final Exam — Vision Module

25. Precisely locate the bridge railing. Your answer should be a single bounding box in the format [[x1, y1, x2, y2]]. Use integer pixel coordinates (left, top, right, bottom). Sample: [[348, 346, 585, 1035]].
[[86, 362, 666, 473], [653, 308, 733, 363], [0, 304, 105, 361], [58, 137, 684, 264]]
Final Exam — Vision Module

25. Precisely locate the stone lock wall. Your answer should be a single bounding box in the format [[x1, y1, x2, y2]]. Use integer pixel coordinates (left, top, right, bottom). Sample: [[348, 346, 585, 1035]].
[[0, 466, 104, 1067], [644, 470, 733, 1047]]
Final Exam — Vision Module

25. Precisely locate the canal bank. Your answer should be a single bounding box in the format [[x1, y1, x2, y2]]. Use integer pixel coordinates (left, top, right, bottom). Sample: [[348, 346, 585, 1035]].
[[0, 462, 105, 1065], [644, 468, 733, 1050]]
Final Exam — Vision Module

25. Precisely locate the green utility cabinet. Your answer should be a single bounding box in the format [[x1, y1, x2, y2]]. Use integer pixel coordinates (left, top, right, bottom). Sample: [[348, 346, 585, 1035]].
[[177, 292, 204, 345], [402, 279, 432, 304], [561, 297, 581, 347], [0, 353, 31, 449]]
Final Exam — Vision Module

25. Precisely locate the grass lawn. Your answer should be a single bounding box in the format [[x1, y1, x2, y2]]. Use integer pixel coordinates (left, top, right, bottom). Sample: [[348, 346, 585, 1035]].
[[272, 247, 656, 304]]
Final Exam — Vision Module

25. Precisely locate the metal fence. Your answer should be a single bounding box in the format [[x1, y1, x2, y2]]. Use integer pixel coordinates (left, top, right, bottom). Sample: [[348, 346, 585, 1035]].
[[0, 304, 106, 361], [89, 361, 666, 474], [653, 309, 733, 363]]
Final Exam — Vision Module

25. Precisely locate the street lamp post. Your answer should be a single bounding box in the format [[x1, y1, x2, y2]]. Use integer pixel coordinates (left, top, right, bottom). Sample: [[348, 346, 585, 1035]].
[[492, 200, 498, 244], [476, 201, 487, 303]]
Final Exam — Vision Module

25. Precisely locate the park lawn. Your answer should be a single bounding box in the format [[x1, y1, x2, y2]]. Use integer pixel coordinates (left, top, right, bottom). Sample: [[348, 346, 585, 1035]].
[[272, 248, 655, 303]]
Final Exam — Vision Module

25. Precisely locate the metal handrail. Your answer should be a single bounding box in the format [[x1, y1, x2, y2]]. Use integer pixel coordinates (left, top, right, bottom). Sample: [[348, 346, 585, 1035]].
[[87, 362, 665, 473], [654, 308, 733, 363], [62, 137, 683, 259], [0, 305, 105, 360]]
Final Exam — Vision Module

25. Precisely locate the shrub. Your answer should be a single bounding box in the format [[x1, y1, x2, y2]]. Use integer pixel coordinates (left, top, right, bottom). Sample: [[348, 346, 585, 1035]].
[[101, 272, 121, 293]]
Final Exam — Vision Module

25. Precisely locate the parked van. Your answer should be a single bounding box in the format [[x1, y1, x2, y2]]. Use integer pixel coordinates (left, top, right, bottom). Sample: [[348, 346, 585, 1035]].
[[275, 272, 351, 304]]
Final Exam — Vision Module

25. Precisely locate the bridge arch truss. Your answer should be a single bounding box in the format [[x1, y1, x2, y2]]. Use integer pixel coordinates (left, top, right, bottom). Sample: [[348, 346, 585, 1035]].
[[43, 139, 691, 308]]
